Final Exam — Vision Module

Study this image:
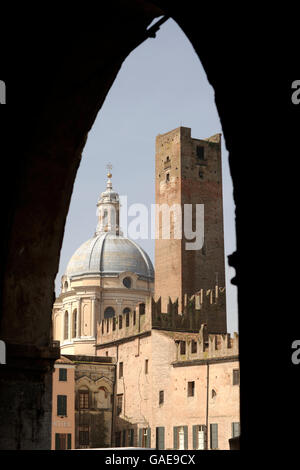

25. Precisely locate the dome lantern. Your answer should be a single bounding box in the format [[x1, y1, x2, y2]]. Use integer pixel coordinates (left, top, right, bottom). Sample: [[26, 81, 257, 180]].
[[95, 165, 120, 236]]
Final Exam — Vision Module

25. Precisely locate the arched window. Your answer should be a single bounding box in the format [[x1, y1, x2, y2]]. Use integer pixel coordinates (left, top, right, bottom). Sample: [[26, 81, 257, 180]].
[[64, 311, 69, 340], [72, 309, 77, 338], [64, 281, 68, 291], [104, 306, 115, 319]]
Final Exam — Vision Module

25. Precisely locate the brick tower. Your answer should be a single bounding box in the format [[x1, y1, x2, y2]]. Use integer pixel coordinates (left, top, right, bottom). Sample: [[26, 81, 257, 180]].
[[154, 126, 226, 325]]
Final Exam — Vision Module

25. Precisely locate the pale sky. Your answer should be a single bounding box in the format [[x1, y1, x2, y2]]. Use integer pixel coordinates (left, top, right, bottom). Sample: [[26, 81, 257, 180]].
[[55, 18, 239, 334]]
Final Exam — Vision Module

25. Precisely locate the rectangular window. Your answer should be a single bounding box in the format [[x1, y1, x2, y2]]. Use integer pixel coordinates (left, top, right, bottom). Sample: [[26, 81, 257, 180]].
[[133, 310, 136, 325], [126, 313, 129, 327], [79, 426, 89, 446], [79, 390, 89, 409], [233, 369, 240, 385], [119, 362, 123, 379], [128, 428, 134, 447], [196, 145, 204, 160], [187, 381, 195, 397], [159, 390, 164, 405], [191, 340, 197, 354], [116, 394, 123, 415], [145, 359, 148, 374], [180, 341, 186, 355], [115, 432, 121, 447], [119, 315, 122, 329], [210, 423, 218, 449], [232, 422, 240, 437], [193, 425, 207, 450], [139, 428, 151, 448], [156, 427, 165, 450], [55, 433, 68, 450], [57, 395, 67, 416], [59, 368, 67, 381], [173, 426, 188, 450]]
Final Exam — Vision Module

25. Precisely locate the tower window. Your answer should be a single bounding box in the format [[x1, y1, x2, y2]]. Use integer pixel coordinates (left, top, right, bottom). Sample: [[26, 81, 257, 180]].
[[119, 362, 123, 378], [166, 173, 170, 182], [119, 315, 123, 329], [196, 145, 205, 160], [159, 390, 164, 405], [123, 277, 132, 288], [145, 359, 149, 374], [211, 389, 217, 399]]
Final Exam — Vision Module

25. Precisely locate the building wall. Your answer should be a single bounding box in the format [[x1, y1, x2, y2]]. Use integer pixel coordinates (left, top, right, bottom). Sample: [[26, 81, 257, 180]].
[[96, 329, 239, 450], [155, 127, 226, 319], [51, 362, 75, 450], [99, 333, 153, 447], [52, 273, 153, 356], [69, 356, 116, 448]]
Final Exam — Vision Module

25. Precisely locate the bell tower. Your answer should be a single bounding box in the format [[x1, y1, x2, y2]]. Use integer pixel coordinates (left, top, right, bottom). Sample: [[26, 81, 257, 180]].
[[154, 126, 226, 329]]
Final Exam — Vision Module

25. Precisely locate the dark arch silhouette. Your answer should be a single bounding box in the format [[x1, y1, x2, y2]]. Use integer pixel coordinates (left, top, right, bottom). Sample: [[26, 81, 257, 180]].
[[0, 0, 298, 452]]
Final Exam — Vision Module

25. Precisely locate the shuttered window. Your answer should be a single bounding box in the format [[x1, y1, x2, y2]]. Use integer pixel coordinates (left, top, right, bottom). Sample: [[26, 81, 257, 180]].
[[57, 395, 67, 416], [173, 426, 188, 449], [55, 433, 71, 450], [210, 423, 218, 449], [139, 428, 151, 448], [128, 428, 134, 446], [156, 427, 165, 450], [232, 422, 240, 437], [193, 425, 207, 450], [59, 368, 67, 381]]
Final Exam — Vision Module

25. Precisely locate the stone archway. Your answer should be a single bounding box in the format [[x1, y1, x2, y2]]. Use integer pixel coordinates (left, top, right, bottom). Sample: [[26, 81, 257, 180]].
[[2, 0, 296, 452]]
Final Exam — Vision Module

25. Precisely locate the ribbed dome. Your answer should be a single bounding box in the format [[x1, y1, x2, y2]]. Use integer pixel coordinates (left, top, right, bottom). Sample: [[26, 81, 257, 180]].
[[65, 232, 154, 281]]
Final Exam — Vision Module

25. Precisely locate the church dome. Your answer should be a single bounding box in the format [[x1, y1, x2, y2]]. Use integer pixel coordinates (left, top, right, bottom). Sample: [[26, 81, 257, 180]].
[[66, 232, 154, 281]]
